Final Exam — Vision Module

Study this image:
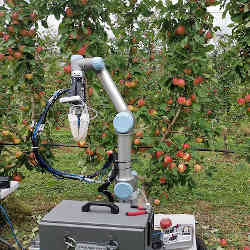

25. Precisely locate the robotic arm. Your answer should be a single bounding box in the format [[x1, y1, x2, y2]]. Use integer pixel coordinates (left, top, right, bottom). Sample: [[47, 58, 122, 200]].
[[32, 55, 139, 204]]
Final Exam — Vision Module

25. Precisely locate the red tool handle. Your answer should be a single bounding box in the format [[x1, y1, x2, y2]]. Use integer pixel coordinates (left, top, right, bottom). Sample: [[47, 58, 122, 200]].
[[126, 210, 147, 216]]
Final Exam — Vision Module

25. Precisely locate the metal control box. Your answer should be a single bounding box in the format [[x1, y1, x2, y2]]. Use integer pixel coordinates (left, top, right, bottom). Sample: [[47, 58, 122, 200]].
[[39, 200, 153, 250]]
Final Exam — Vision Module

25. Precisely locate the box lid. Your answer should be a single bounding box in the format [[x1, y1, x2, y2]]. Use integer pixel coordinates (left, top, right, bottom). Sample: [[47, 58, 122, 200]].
[[41, 200, 150, 229]]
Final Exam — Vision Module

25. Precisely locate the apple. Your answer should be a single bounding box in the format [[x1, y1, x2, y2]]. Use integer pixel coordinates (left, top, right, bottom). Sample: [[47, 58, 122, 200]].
[[245, 94, 250, 102], [153, 199, 160, 206], [136, 131, 143, 137], [207, 110, 212, 115], [167, 98, 173, 105], [13, 138, 21, 144], [134, 138, 141, 145], [128, 105, 135, 111], [86, 148, 94, 156], [177, 97, 186, 105], [197, 76, 204, 83], [185, 98, 192, 106], [8, 26, 14, 33], [183, 143, 190, 150], [243, 246, 250, 250], [183, 153, 191, 161], [20, 29, 28, 36], [2, 130, 10, 136], [13, 175, 22, 182], [65, 8, 73, 17], [219, 239, 227, 247], [18, 45, 25, 52], [160, 218, 172, 229], [148, 109, 157, 115], [12, 11, 19, 20], [165, 140, 172, 147], [81, 0, 88, 4], [64, 64, 71, 74], [176, 25, 186, 35], [155, 151, 164, 159], [205, 32, 213, 40], [176, 150, 184, 158], [195, 137, 203, 143], [177, 78, 185, 88], [169, 162, 177, 170], [16, 151, 23, 158], [77, 140, 86, 147], [155, 129, 161, 136], [106, 150, 113, 156], [88, 87, 93, 97], [191, 94, 196, 102], [160, 177, 166, 184], [3, 34, 10, 42], [184, 68, 192, 74], [194, 164, 202, 172], [237, 98, 245, 105], [137, 98, 145, 107], [36, 46, 43, 53], [14, 51, 22, 59], [178, 163, 186, 173], [0, 53, 5, 61], [78, 45, 87, 55], [25, 74, 33, 80], [172, 77, 179, 85], [164, 155, 172, 164]]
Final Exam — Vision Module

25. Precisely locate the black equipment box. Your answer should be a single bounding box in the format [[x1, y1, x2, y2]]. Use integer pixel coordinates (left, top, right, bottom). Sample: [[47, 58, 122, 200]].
[[39, 200, 154, 250]]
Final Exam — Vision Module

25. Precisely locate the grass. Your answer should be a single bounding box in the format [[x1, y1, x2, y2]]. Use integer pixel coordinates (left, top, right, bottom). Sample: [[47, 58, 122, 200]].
[[0, 136, 249, 249]]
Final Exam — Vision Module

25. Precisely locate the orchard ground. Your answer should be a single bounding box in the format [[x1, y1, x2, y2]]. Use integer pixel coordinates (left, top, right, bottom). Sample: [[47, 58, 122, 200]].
[[0, 138, 249, 249]]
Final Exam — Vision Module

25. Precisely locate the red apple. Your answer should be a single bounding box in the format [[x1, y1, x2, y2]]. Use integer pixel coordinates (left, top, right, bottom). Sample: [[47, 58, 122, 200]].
[[205, 32, 213, 40], [177, 97, 186, 105], [237, 98, 245, 105], [183, 143, 190, 150], [14, 51, 22, 59], [77, 140, 86, 147], [12, 11, 19, 20], [148, 109, 157, 115], [194, 164, 202, 172], [134, 138, 141, 145], [177, 78, 185, 88], [172, 77, 179, 85], [65, 7, 73, 17], [178, 163, 187, 173], [164, 155, 172, 164], [176, 150, 184, 158], [219, 239, 227, 247], [160, 218, 172, 229], [185, 98, 192, 106], [106, 150, 113, 156], [183, 153, 191, 161], [0, 53, 5, 61], [245, 94, 250, 102], [155, 151, 164, 159], [3, 34, 10, 42], [138, 98, 145, 107], [169, 162, 177, 170], [36, 46, 43, 53], [81, 0, 88, 4], [167, 98, 173, 105], [160, 177, 166, 184], [176, 25, 185, 35], [135, 131, 143, 137], [64, 64, 71, 74]]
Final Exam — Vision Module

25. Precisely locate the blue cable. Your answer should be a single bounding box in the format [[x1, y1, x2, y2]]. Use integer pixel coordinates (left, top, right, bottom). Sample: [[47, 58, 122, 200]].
[[0, 204, 24, 250]]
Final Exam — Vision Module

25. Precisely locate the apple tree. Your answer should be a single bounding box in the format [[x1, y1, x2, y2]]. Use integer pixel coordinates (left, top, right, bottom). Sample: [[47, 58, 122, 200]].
[[0, 0, 52, 179]]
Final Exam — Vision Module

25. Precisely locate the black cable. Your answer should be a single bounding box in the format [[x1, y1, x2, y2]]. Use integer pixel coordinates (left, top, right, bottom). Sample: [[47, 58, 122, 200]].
[[98, 153, 119, 203]]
